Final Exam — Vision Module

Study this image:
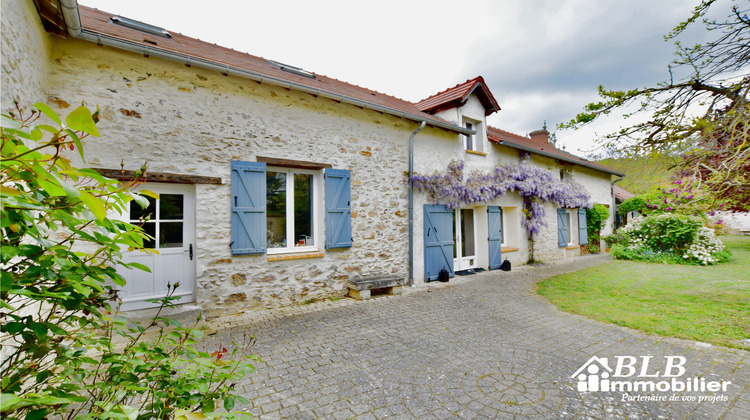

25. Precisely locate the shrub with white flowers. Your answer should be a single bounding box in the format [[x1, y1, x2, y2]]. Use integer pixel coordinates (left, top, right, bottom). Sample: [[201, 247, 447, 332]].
[[612, 213, 728, 265]]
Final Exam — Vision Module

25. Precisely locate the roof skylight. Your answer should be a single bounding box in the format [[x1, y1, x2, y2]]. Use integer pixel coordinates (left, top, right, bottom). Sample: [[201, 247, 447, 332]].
[[111, 15, 171, 38], [267, 60, 316, 79]]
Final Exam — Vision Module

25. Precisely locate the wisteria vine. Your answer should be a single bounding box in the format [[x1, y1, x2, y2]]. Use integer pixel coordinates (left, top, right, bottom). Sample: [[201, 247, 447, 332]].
[[412, 160, 591, 241]]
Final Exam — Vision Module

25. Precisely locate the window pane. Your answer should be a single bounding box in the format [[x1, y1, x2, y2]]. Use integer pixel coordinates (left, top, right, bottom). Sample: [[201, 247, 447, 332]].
[[461, 209, 475, 256], [294, 174, 313, 246], [267, 171, 287, 248], [159, 222, 183, 248], [140, 222, 156, 249], [130, 196, 156, 221], [159, 194, 183, 220]]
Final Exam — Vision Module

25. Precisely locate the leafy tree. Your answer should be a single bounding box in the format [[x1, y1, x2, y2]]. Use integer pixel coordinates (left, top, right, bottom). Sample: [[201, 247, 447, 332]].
[[585, 203, 610, 252], [563, 0, 750, 212], [1, 102, 255, 419]]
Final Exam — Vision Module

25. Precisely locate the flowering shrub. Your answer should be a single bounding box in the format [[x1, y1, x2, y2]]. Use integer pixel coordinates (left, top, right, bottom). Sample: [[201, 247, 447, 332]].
[[1, 103, 256, 418], [412, 160, 591, 239], [611, 213, 729, 265]]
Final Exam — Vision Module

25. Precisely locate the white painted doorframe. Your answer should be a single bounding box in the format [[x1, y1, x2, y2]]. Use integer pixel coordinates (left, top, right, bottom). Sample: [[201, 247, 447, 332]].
[[117, 183, 196, 311], [453, 208, 478, 271]]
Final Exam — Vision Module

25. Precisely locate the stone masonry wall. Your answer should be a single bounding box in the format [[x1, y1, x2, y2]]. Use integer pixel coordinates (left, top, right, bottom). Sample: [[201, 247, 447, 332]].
[[1, 0, 51, 111], [44, 38, 418, 311]]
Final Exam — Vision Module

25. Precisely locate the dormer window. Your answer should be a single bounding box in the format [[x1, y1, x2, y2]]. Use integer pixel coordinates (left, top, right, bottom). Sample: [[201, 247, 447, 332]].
[[465, 122, 475, 151], [463, 118, 484, 153]]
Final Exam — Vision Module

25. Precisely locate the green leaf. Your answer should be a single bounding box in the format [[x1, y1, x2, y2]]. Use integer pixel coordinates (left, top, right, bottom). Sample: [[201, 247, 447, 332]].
[[59, 178, 82, 199], [65, 106, 100, 137], [113, 405, 139, 420], [64, 128, 86, 162], [29, 128, 43, 141], [34, 102, 62, 126], [223, 397, 235, 411], [36, 177, 66, 197], [131, 193, 150, 209], [28, 322, 48, 340], [0, 393, 23, 412], [3, 322, 25, 334], [138, 189, 160, 200], [125, 262, 151, 273], [25, 408, 51, 420], [1, 114, 22, 129], [79, 191, 106, 220]]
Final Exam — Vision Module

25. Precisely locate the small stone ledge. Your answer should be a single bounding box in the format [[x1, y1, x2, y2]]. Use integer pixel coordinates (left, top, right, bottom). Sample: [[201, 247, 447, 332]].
[[465, 150, 488, 156], [267, 252, 324, 262], [501, 246, 520, 253], [346, 275, 405, 300], [565, 245, 579, 250]]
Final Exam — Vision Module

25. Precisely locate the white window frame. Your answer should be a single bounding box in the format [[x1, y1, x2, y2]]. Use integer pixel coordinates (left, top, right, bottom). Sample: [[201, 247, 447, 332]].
[[500, 208, 508, 247], [463, 117, 483, 153], [266, 167, 320, 254], [566, 209, 576, 246]]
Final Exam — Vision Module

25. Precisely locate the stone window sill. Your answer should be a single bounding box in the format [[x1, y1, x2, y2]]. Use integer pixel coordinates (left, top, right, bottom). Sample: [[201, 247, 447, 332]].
[[465, 150, 488, 156], [501, 247, 519, 253], [565, 245, 579, 250], [267, 252, 325, 262]]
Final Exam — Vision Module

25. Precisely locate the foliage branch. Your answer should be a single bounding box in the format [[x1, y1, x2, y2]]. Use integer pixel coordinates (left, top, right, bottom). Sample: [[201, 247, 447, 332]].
[[585, 203, 610, 253], [0, 102, 255, 419], [562, 0, 750, 212]]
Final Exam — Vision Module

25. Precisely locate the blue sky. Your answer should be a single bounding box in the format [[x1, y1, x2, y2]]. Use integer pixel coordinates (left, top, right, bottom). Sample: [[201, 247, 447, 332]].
[[79, 0, 725, 156]]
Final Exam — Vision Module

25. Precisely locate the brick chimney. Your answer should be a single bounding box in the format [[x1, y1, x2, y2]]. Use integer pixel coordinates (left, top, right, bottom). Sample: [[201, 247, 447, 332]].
[[529, 128, 550, 143]]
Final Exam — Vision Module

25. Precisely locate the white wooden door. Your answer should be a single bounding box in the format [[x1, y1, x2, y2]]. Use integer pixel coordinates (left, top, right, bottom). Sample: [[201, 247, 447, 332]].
[[118, 184, 195, 310], [453, 208, 477, 271]]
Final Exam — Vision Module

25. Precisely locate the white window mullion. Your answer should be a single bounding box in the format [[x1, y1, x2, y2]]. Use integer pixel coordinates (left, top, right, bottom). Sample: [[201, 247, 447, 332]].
[[286, 172, 295, 247]]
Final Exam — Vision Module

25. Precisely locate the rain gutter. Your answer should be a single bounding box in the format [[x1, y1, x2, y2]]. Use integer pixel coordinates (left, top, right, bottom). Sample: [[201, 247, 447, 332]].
[[408, 121, 426, 287], [58, 0, 474, 136]]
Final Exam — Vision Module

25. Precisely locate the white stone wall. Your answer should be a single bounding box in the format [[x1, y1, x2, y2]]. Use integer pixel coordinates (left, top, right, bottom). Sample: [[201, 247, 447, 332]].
[[1, 0, 51, 111], [411, 96, 616, 282], [43, 38, 415, 310]]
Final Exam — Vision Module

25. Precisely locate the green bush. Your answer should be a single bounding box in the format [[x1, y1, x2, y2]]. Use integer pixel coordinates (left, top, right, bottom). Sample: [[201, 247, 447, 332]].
[[585, 203, 610, 252], [613, 213, 728, 265], [1, 102, 255, 419]]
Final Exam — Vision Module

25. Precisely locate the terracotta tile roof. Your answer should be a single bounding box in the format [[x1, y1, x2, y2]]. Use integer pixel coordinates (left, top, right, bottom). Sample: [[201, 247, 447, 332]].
[[614, 185, 635, 200], [76, 6, 463, 132], [416, 76, 501, 116], [487, 126, 624, 176]]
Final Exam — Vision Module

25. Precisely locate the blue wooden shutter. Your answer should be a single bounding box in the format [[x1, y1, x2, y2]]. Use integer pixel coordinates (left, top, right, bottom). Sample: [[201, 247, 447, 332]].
[[424, 204, 454, 281], [578, 208, 588, 246], [488, 206, 503, 270], [325, 169, 352, 249], [557, 208, 568, 247], [231, 161, 266, 255]]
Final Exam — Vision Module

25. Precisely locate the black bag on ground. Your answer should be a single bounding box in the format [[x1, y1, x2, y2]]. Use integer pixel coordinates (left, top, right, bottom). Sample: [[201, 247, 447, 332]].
[[438, 268, 450, 282], [500, 259, 511, 271]]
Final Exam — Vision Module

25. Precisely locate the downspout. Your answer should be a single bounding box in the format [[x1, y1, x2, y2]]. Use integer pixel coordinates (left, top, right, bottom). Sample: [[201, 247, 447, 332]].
[[408, 121, 427, 287], [612, 175, 625, 230]]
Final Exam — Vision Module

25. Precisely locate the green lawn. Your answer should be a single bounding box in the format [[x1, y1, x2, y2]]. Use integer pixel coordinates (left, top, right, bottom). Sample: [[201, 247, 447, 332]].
[[538, 236, 750, 349]]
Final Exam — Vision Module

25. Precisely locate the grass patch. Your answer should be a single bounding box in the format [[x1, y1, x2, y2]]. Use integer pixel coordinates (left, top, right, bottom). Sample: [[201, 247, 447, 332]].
[[538, 236, 750, 349]]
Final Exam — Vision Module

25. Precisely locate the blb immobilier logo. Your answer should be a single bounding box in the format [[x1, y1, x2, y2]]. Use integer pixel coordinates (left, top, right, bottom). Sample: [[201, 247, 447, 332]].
[[572, 355, 732, 403]]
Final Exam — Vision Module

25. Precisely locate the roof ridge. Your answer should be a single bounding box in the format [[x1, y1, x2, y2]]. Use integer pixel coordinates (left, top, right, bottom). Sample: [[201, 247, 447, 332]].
[[415, 76, 484, 105]]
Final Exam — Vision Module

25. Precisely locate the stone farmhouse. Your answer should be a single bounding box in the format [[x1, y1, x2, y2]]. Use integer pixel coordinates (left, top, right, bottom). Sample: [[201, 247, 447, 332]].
[[2, 1, 623, 312]]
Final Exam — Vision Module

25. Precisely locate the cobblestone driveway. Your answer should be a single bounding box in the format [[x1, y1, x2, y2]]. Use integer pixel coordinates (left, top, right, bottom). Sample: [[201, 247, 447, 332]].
[[203, 254, 749, 419]]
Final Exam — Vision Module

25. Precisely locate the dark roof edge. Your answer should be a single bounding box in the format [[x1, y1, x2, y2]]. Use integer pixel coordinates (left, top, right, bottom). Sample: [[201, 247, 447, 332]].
[[57, 2, 473, 136], [494, 140, 624, 176]]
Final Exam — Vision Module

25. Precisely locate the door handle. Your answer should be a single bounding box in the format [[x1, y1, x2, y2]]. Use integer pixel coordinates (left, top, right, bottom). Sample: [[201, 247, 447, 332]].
[[189, 244, 193, 260]]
